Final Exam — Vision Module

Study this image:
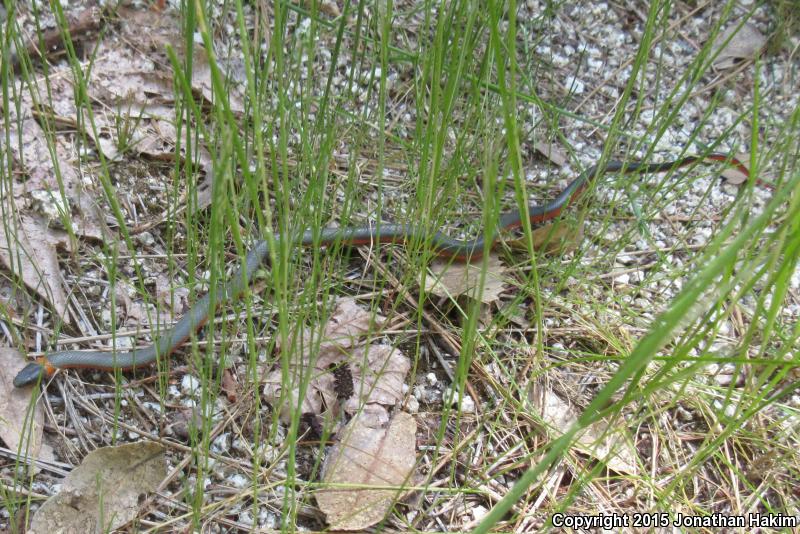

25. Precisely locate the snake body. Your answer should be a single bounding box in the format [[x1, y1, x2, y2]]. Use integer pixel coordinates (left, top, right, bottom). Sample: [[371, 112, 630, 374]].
[[13, 154, 750, 387]]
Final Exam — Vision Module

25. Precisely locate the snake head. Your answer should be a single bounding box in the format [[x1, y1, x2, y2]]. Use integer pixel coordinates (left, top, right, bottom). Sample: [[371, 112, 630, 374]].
[[13, 362, 48, 388]]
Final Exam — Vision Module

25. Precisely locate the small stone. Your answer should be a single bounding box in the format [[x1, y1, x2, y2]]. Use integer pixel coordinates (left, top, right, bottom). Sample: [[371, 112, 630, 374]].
[[211, 432, 230, 454], [614, 272, 630, 285], [230, 474, 249, 488], [181, 374, 202, 396], [142, 402, 163, 413], [30, 190, 69, 222], [472, 504, 489, 521], [136, 231, 155, 246], [445, 389, 476, 413], [565, 74, 585, 94], [405, 395, 419, 413]]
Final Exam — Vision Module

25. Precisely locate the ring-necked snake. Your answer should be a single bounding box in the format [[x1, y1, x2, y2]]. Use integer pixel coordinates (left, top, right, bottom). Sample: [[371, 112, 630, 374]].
[[14, 153, 753, 387]]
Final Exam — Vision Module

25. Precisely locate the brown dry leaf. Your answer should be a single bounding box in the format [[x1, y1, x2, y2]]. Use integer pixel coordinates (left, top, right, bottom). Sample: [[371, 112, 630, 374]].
[[317, 411, 417, 530], [84, 44, 220, 211], [221, 369, 238, 403], [342, 345, 411, 416], [271, 369, 337, 422], [0, 89, 106, 325], [263, 299, 400, 422], [127, 120, 214, 209], [9, 6, 103, 69], [91, 50, 173, 106], [424, 254, 507, 304], [506, 220, 585, 254], [322, 298, 385, 349], [273, 298, 384, 356], [0, 214, 73, 322], [320, 0, 342, 18], [168, 407, 204, 442], [190, 48, 246, 115], [42, 49, 216, 208], [720, 153, 751, 185], [305, 0, 341, 17], [155, 273, 190, 315], [2, 99, 105, 241], [113, 282, 175, 328], [498, 300, 531, 328], [532, 387, 638, 474], [28, 442, 165, 534], [115, 7, 245, 114], [533, 140, 568, 166], [710, 22, 766, 70], [34, 14, 226, 211], [0, 349, 45, 461]]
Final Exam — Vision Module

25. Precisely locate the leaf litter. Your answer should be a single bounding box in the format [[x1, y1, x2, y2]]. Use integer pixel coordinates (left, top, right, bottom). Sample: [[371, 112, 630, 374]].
[[0, 348, 47, 462], [0, 4, 242, 336], [0, 99, 105, 325], [424, 254, 508, 304], [263, 298, 416, 529], [3, 2, 792, 532], [1, 12, 247, 527], [27, 442, 166, 534], [529, 383, 638, 475], [710, 21, 766, 70], [263, 298, 411, 424], [317, 411, 417, 531]]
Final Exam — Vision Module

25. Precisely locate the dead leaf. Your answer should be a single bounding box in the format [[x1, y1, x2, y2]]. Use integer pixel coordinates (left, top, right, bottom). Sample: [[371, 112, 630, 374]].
[[263, 298, 401, 423], [0, 88, 109, 326], [533, 140, 568, 166], [304, 0, 341, 17], [320, 0, 342, 18], [30, 15, 227, 212], [115, 7, 245, 114], [263, 344, 337, 420], [83, 45, 219, 212], [342, 345, 411, 415], [0, 214, 73, 322], [190, 48, 245, 115], [711, 22, 766, 70], [273, 298, 384, 356], [156, 273, 191, 313], [1, 98, 106, 241], [498, 300, 531, 328], [424, 254, 507, 304], [321, 298, 384, 349], [720, 152, 751, 185], [533, 220, 584, 253], [168, 407, 204, 442], [113, 282, 174, 328], [0, 349, 45, 461], [9, 7, 103, 69], [506, 220, 585, 254], [28, 442, 166, 534], [317, 411, 417, 530], [531, 386, 638, 474], [221, 369, 238, 403]]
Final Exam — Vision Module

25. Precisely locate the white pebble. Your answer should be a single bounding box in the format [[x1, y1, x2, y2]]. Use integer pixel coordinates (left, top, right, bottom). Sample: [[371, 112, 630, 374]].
[[565, 74, 585, 94], [614, 272, 630, 285], [181, 374, 202, 396], [230, 474, 249, 488]]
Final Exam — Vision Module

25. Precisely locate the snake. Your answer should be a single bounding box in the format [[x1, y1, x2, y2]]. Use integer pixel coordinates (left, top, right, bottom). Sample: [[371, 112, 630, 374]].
[[13, 153, 752, 387]]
